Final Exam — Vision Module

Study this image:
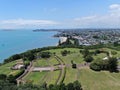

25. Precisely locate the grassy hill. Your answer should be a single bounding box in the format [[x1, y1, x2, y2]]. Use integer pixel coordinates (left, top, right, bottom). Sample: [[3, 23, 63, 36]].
[[0, 47, 120, 90], [79, 68, 120, 90], [0, 59, 22, 76]]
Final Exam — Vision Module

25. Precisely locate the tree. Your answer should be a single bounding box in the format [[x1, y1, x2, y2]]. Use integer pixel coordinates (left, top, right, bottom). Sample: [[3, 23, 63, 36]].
[[0, 74, 7, 81], [79, 50, 83, 54], [41, 82, 47, 90], [7, 75, 16, 84], [22, 52, 35, 61], [18, 83, 41, 90], [82, 48, 89, 58], [95, 50, 101, 54], [59, 83, 66, 90], [84, 55, 94, 62], [90, 57, 118, 72], [108, 57, 118, 72], [71, 60, 77, 69], [111, 51, 117, 55], [67, 83, 74, 90], [0, 80, 17, 90], [61, 50, 68, 56], [90, 59, 103, 71], [114, 41, 119, 46], [40, 52, 51, 58], [72, 64, 77, 69], [73, 80, 82, 90], [58, 40, 61, 46], [49, 84, 54, 90]]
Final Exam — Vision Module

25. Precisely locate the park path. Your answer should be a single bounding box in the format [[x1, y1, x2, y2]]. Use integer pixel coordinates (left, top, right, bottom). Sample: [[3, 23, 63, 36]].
[[16, 61, 34, 85], [54, 55, 66, 85], [16, 55, 90, 86]]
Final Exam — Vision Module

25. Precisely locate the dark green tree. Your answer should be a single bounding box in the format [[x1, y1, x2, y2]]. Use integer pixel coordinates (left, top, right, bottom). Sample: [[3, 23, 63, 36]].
[[84, 55, 94, 62], [67, 83, 74, 90], [108, 57, 118, 72], [0, 74, 7, 81], [73, 80, 82, 90], [82, 48, 89, 58]]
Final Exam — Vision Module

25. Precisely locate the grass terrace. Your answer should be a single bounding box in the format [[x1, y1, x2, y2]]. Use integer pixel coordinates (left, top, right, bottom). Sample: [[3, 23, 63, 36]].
[[24, 70, 61, 85], [0, 59, 22, 76], [78, 68, 120, 90]]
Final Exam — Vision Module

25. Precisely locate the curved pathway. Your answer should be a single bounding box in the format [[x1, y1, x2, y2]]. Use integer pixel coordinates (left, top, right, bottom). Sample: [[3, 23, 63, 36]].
[[16, 55, 90, 86], [54, 55, 66, 85], [16, 61, 34, 86]]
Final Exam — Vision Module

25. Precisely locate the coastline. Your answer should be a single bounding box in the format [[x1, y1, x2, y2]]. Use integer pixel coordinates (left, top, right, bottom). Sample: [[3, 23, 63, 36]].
[[0, 30, 59, 62]]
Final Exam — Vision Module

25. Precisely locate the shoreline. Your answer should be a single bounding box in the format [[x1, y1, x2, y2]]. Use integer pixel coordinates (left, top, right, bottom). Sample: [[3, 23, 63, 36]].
[[0, 30, 59, 63]]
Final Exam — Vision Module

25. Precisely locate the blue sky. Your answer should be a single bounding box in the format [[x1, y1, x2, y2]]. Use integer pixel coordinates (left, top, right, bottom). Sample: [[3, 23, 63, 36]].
[[0, 0, 120, 29]]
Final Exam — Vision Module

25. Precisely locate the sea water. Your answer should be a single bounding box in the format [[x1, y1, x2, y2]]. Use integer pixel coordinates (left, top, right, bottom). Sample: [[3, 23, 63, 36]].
[[0, 30, 59, 62]]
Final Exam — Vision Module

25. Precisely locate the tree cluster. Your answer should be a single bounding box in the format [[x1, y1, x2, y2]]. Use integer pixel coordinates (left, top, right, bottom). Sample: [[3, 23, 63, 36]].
[[40, 52, 51, 58], [49, 80, 82, 90], [3, 44, 119, 65], [80, 48, 94, 62], [0, 79, 82, 90], [61, 50, 70, 56], [90, 57, 118, 72]]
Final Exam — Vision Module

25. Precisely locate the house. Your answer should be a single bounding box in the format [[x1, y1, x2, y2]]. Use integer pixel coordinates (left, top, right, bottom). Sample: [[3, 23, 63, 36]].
[[11, 63, 25, 70], [103, 57, 109, 60]]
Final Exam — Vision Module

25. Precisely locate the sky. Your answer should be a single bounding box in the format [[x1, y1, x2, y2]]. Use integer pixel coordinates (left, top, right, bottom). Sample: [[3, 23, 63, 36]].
[[0, 0, 120, 29]]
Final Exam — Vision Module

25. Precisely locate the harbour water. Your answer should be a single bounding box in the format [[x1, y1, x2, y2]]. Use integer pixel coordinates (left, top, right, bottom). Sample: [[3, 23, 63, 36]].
[[0, 30, 59, 62]]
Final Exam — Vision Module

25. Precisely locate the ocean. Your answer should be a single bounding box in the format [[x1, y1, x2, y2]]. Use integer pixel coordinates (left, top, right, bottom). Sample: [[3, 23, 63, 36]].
[[0, 30, 59, 62]]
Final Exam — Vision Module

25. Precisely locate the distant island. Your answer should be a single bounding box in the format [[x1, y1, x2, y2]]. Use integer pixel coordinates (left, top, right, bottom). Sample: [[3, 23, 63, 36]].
[[2, 29, 16, 31], [33, 29, 63, 32]]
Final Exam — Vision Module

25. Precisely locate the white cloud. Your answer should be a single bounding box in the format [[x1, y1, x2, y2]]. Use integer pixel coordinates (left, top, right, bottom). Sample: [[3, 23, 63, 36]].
[[1, 4, 120, 29], [109, 4, 120, 10], [71, 4, 120, 28], [74, 15, 98, 21], [0, 19, 59, 29]]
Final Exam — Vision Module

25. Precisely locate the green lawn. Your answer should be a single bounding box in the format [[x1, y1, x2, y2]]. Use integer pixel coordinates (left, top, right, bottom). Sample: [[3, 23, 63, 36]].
[[63, 67, 78, 84], [48, 56, 60, 66], [103, 48, 120, 57], [43, 70, 61, 85], [93, 53, 107, 60], [33, 58, 50, 67], [46, 48, 84, 65], [1, 47, 120, 89], [25, 70, 61, 85], [24, 71, 47, 85], [46, 48, 80, 55], [34, 56, 59, 67], [78, 68, 120, 90], [0, 60, 22, 75], [60, 53, 84, 64]]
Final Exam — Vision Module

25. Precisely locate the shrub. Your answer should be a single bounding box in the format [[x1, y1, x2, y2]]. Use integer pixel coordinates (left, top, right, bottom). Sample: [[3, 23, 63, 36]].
[[95, 50, 101, 54], [72, 64, 77, 69], [0, 74, 7, 81], [61, 50, 70, 56], [90, 61, 101, 71], [108, 57, 118, 72], [90, 57, 118, 72], [84, 55, 94, 62], [40, 52, 51, 58], [111, 51, 117, 55]]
